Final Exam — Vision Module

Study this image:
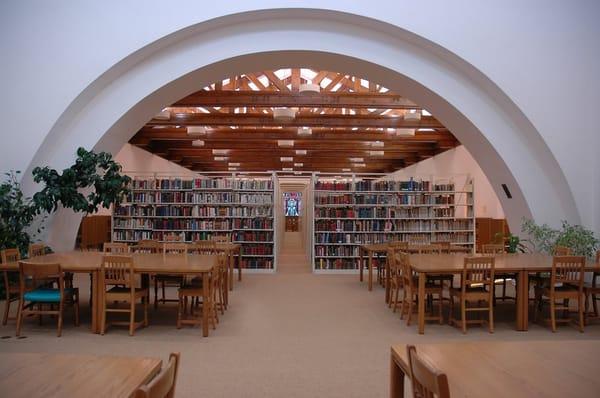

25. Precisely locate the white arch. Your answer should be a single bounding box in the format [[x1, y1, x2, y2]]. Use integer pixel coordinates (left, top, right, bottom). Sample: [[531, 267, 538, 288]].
[[22, 9, 578, 250]]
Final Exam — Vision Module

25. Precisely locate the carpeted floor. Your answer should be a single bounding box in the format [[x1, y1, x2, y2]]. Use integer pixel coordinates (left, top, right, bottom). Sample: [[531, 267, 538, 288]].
[[1, 236, 599, 397]]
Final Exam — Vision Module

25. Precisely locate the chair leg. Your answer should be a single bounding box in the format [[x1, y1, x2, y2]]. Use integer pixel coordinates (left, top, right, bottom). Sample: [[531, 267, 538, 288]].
[[392, 285, 400, 313], [399, 289, 407, 320], [449, 294, 454, 325], [406, 293, 413, 326], [74, 292, 80, 326], [176, 294, 182, 329], [550, 299, 556, 332], [461, 299, 467, 334], [100, 297, 107, 336], [161, 281, 166, 303], [57, 301, 64, 337], [489, 300, 494, 333], [143, 296, 148, 327], [593, 293, 598, 317], [15, 300, 23, 337], [129, 300, 135, 336], [154, 279, 159, 310], [578, 295, 584, 333]]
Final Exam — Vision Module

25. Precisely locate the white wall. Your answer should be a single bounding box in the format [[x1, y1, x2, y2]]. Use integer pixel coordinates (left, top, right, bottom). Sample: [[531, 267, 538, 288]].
[[389, 146, 505, 219], [1, 1, 598, 250]]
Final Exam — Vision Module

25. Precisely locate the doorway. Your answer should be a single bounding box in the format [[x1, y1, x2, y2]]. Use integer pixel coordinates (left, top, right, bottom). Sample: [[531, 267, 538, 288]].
[[277, 178, 311, 273]]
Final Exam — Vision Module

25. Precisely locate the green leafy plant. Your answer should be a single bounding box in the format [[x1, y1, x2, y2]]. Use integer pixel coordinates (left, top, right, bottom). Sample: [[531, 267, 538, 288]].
[[521, 218, 599, 258], [32, 147, 131, 214], [493, 232, 530, 253], [0, 171, 40, 256]]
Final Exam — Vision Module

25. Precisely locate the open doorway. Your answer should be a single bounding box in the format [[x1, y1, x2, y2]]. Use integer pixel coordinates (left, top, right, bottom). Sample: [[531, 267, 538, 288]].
[[277, 177, 311, 273]]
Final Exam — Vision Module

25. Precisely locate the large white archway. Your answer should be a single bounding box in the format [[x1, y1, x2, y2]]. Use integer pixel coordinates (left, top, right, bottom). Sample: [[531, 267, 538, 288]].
[[22, 9, 578, 250]]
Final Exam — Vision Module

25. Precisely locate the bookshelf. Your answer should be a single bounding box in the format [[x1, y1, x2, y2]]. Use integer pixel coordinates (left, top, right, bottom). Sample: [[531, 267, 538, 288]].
[[112, 172, 277, 271], [311, 173, 475, 271]]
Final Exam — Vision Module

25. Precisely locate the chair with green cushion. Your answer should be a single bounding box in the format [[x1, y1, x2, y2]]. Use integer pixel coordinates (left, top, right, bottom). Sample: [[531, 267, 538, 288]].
[[16, 261, 80, 337]]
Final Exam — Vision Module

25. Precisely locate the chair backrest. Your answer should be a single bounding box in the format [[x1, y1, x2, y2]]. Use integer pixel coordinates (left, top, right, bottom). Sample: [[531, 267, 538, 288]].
[[164, 234, 182, 242], [462, 256, 495, 289], [101, 255, 135, 287], [435, 241, 451, 253], [163, 242, 188, 255], [388, 240, 408, 250], [481, 243, 505, 254], [211, 235, 230, 243], [1, 248, 21, 264], [190, 240, 217, 255], [132, 240, 162, 254], [406, 345, 451, 398], [399, 252, 414, 289], [103, 242, 129, 254], [553, 245, 572, 256], [551, 256, 585, 290], [18, 261, 63, 293], [28, 243, 46, 258], [408, 235, 429, 245], [135, 352, 180, 398], [418, 244, 441, 254]]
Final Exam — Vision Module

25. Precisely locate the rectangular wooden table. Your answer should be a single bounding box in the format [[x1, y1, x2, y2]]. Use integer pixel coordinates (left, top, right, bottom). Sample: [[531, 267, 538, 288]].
[[2, 251, 218, 337], [390, 341, 600, 397], [408, 252, 600, 334], [0, 352, 161, 398]]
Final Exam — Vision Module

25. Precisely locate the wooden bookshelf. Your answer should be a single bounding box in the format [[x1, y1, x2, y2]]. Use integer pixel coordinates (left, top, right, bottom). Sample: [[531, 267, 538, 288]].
[[312, 173, 475, 271], [112, 172, 276, 270]]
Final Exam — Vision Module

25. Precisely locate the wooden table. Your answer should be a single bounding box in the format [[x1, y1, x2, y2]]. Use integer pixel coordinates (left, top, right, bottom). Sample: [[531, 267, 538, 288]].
[[390, 341, 600, 397], [2, 251, 218, 337], [216, 242, 242, 291], [408, 253, 600, 334], [359, 243, 471, 292], [0, 352, 161, 398]]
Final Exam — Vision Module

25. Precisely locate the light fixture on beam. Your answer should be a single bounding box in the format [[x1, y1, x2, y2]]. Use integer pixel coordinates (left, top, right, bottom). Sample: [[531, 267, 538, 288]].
[[354, 163, 367, 168], [294, 163, 303, 167], [273, 107, 296, 121], [154, 109, 171, 120], [295, 149, 307, 155], [282, 168, 293, 172], [342, 168, 351, 172], [228, 162, 240, 167], [293, 171, 302, 175], [370, 141, 385, 148], [212, 149, 229, 155], [228, 167, 238, 171], [280, 157, 293, 162], [299, 83, 321, 93], [187, 126, 208, 135], [297, 126, 312, 136], [368, 151, 384, 156], [404, 110, 422, 121], [191, 140, 205, 147], [349, 157, 364, 162], [278, 140, 294, 148], [214, 156, 227, 161], [395, 128, 416, 136]]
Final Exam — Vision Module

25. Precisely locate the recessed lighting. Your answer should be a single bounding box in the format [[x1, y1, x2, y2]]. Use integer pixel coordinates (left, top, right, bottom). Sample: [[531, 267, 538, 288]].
[[368, 151, 384, 156], [349, 157, 364, 162], [280, 157, 293, 162], [228, 162, 240, 167], [187, 126, 208, 135], [191, 140, 205, 147], [214, 156, 227, 161], [293, 171, 302, 175], [278, 140, 294, 148], [282, 168, 293, 172], [228, 167, 238, 171], [342, 168, 351, 172], [295, 149, 307, 155], [404, 110, 422, 121], [212, 149, 229, 155], [351, 127, 359, 131], [396, 128, 416, 136], [294, 163, 303, 167], [370, 141, 384, 148], [297, 127, 312, 136], [273, 108, 296, 121], [354, 163, 367, 168], [154, 109, 171, 120]]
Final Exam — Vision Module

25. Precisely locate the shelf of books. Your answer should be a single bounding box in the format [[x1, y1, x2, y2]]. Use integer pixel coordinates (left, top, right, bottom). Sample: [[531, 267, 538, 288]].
[[311, 173, 475, 272], [112, 172, 277, 271]]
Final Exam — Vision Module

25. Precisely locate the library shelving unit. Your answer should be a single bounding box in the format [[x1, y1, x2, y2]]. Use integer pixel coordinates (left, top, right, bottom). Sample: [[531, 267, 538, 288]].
[[311, 173, 475, 272], [112, 172, 277, 272]]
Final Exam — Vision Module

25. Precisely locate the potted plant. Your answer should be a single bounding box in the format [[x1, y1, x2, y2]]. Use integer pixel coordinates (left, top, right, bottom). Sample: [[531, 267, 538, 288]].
[[521, 218, 599, 257]]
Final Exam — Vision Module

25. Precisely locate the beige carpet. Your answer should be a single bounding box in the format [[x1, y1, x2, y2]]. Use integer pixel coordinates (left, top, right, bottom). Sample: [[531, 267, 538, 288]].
[[1, 247, 600, 397]]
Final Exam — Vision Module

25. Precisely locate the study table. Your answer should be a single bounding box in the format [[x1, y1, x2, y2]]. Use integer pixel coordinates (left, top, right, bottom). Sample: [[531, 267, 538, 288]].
[[1, 251, 218, 337], [408, 252, 600, 334], [390, 340, 600, 398], [0, 352, 161, 398]]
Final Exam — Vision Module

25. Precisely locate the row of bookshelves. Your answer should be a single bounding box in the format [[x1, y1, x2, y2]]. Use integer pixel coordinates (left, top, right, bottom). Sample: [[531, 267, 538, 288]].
[[314, 194, 469, 206], [314, 207, 458, 218], [131, 178, 273, 191], [314, 219, 473, 232], [115, 205, 273, 217], [314, 179, 457, 192], [126, 192, 273, 205]]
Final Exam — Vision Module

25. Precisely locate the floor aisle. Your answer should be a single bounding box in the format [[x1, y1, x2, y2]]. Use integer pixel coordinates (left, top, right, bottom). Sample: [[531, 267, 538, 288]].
[[1, 249, 599, 397]]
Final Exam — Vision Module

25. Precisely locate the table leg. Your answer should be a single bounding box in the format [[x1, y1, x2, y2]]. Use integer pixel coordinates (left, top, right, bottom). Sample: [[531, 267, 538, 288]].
[[516, 270, 529, 331], [418, 272, 426, 334], [390, 355, 406, 398], [359, 249, 364, 282], [385, 257, 391, 304], [92, 270, 103, 334], [223, 252, 230, 309], [202, 272, 210, 337], [368, 252, 374, 291], [237, 249, 242, 282]]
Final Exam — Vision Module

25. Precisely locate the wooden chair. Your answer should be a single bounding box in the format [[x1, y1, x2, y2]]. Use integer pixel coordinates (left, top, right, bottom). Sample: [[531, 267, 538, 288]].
[[100, 255, 148, 336], [584, 251, 600, 323], [177, 254, 225, 330], [16, 261, 79, 337], [103, 242, 129, 254], [482, 243, 515, 303], [154, 243, 188, 309], [134, 352, 181, 398], [1, 249, 21, 325], [435, 241, 452, 253], [131, 240, 163, 254], [211, 235, 231, 243], [449, 256, 495, 333], [387, 247, 404, 312], [28, 243, 46, 258], [398, 252, 444, 326], [406, 345, 451, 398], [190, 240, 217, 255], [534, 255, 585, 332], [553, 245, 572, 256]]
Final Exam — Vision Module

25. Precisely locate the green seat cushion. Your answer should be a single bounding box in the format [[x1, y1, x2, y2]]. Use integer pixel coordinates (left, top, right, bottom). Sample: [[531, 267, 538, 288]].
[[24, 288, 75, 303]]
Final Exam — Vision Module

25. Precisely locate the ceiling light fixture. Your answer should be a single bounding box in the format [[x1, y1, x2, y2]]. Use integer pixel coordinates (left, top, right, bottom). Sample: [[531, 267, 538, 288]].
[[342, 168, 351, 172], [280, 157, 293, 162], [295, 149, 307, 155], [396, 128, 416, 136], [228, 167, 238, 171], [299, 83, 321, 93], [297, 126, 312, 136], [273, 107, 296, 121], [228, 162, 240, 167], [212, 149, 228, 155], [154, 109, 171, 120], [294, 163, 303, 167], [354, 163, 367, 168], [404, 110, 422, 121], [368, 151, 384, 156], [214, 156, 227, 161], [187, 126, 208, 135], [370, 141, 385, 148], [349, 157, 364, 162], [278, 140, 294, 148], [282, 168, 293, 172], [191, 140, 205, 147]]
